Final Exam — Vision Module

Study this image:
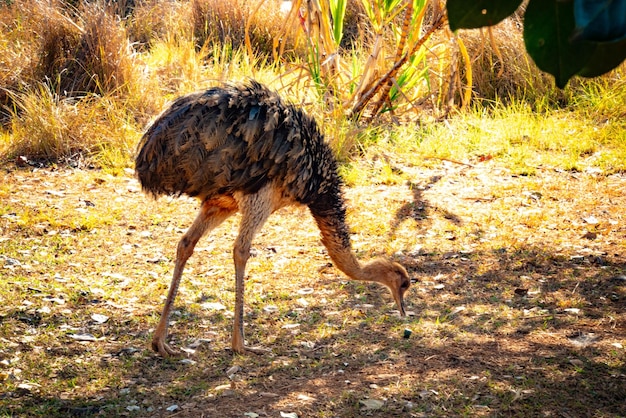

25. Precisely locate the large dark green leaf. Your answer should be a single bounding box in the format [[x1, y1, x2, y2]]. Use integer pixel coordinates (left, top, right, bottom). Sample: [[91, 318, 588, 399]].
[[523, 0, 595, 88], [446, 0, 626, 87], [447, 0, 523, 31], [577, 37, 626, 77], [573, 0, 626, 41]]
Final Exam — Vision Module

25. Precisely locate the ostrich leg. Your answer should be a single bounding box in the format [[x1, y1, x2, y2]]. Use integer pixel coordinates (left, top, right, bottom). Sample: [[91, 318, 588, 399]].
[[152, 199, 236, 357], [231, 189, 275, 354]]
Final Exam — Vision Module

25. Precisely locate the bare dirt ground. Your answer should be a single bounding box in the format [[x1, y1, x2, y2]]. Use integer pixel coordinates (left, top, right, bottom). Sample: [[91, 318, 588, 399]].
[[0, 160, 625, 417]]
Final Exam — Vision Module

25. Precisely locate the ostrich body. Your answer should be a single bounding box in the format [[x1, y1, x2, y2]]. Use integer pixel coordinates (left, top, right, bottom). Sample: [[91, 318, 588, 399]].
[[135, 81, 410, 356]]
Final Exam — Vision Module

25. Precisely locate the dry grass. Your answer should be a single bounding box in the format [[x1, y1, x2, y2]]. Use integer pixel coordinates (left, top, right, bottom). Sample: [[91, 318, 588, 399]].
[[0, 159, 624, 417], [190, 0, 291, 56], [0, 0, 78, 114], [3, 85, 140, 172], [127, 0, 194, 49], [2, 0, 625, 168], [455, 16, 556, 106], [62, 2, 137, 98], [0, 0, 140, 99]]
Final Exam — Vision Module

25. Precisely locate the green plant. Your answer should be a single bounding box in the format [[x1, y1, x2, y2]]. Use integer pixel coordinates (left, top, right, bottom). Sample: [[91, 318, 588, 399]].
[[283, 0, 445, 120]]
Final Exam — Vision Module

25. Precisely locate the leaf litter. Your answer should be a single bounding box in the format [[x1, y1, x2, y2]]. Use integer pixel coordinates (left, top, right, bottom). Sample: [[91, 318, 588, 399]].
[[0, 164, 624, 417]]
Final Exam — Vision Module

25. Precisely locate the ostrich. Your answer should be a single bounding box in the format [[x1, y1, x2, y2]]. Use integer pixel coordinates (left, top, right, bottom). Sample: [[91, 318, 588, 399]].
[[135, 81, 411, 356]]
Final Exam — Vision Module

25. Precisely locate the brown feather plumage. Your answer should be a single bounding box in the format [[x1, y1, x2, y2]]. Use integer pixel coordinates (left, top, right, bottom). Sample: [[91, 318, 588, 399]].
[[136, 81, 336, 204]]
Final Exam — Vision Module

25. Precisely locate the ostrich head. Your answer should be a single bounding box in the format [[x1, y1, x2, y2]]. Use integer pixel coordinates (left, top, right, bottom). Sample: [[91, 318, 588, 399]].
[[361, 258, 411, 316]]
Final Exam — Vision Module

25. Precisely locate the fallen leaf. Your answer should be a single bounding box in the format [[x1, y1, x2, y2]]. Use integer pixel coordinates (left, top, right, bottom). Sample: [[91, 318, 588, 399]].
[[583, 216, 599, 225], [569, 358, 584, 367], [201, 302, 226, 311], [100, 272, 130, 281], [166, 404, 179, 412], [37, 306, 51, 314], [91, 314, 109, 323], [581, 231, 597, 240], [244, 413, 259, 418], [524, 191, 542, 201], [45, 189, 65, 197], [418, 389, 438, 399], [564, 308, 581, 315], [42, 296, 65, 305], [146, 255, 168, 263], [568, 332, 599, 347], [360, 398, 385, 410], [514, 288, 529, 296], [17, 382, 39, 391], [280, 412, 298, 418], [69, 333, 97, 342], [226, 365, 240, 379], [180, 347, 196, 355], [188, 338, 212, 349]]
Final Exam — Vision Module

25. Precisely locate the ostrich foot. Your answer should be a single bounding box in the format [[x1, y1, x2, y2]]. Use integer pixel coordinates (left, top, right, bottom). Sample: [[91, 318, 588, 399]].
[[152, 337, 180, 357]]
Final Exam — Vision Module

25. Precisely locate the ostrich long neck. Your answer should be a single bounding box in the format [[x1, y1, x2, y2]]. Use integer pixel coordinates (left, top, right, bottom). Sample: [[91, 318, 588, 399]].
[[312, 212, 363, 279], [308, 190, 375, 283]]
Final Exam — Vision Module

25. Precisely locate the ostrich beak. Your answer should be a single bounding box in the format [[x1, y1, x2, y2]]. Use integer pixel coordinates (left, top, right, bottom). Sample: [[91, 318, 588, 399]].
[[394, 290, 407, 317]]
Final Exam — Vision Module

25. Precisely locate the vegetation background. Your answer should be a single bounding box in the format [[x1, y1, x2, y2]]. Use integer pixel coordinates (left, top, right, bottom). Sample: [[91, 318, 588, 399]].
[[0, 0, 624, 417], [1, 0, 625, 174]]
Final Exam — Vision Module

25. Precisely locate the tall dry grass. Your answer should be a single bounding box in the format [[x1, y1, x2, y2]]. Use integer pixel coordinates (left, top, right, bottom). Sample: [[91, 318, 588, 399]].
[[190, 0, 293, 57], [0, 0, 150, 167], [0, 0, 79, 117], [458, 17, 561, 108], [0, 0, 142, 100], [65, 2, 138, 97], [127, 0, 193, 49], [5, 84, 138, 169]]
